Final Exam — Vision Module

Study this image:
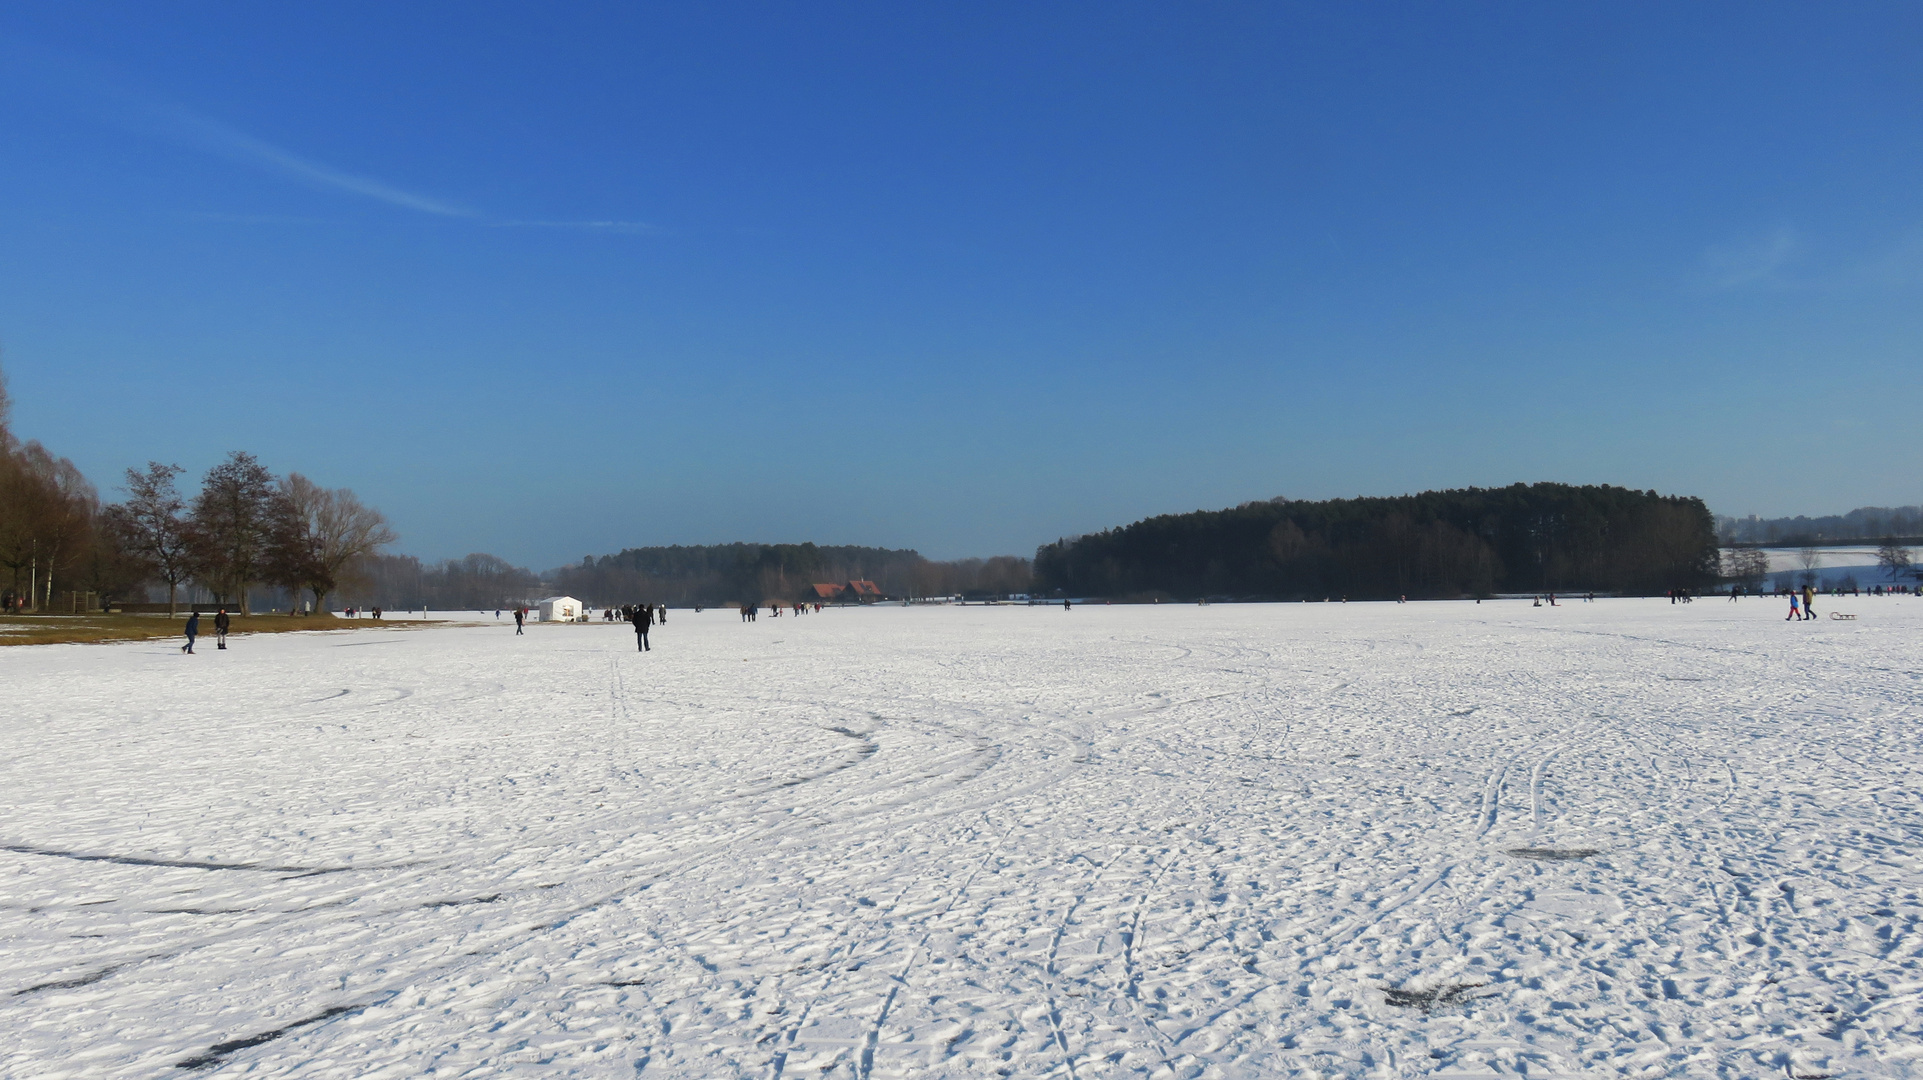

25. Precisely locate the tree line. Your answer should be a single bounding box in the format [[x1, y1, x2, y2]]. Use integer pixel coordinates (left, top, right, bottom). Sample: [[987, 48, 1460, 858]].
[[0, 366, 396, 615], [337, 552, 544, 611], [1717, 505, 1923, 545], [1034, 483, 1720, 601], [552, 543, 1033, 606]]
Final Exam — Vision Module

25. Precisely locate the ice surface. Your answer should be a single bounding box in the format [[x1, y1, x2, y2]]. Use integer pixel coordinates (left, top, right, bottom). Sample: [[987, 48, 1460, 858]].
[[3, 598, 1921, 1078], [1752, 545, 1917, 588]]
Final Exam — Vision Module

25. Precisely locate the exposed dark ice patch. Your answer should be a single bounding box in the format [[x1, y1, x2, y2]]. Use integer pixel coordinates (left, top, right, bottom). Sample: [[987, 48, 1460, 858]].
[[2, 843, 335, 874], [174, 1004, 362, 1069], [15, 962, 131, 995], [1506, 847, 1601, 861], [421, 894, 502, 908], [1382, 981, 1489, 1011]]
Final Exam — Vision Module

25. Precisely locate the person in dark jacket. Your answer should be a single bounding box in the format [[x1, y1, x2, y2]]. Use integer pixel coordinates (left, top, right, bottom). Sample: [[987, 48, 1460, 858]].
[[630, 603, 650, 651], [182, 611, 199, 654], [215, 608, 231, 650], [514, 607, 525, 634]]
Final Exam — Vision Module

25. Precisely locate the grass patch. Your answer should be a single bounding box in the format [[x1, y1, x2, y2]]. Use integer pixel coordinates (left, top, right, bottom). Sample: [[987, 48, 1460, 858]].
[[0, 614, 439, 647]]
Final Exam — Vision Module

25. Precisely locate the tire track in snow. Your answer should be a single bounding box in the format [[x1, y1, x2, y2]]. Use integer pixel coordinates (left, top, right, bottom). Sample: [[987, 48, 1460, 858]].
[[8, 719, 900, 1004], [157, 711, 1080, 1072], [1476, 762, 1508, 838], [764, 815, 1007, 1080], [1116, 846, 1187, 1073], [1530, 750, 1561, 833], [1038, 852, 1112, 1080]]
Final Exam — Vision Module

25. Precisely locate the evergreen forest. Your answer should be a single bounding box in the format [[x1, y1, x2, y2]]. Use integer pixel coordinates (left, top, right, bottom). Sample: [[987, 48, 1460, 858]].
[[1033, 484, 1720, 601]]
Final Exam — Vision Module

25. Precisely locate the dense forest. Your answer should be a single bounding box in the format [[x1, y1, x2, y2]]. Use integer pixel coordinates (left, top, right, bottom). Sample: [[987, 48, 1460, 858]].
[[1717, 505, 1923, 545], [550, 543, 1032, 607], [1034, 484, 1719, 601]]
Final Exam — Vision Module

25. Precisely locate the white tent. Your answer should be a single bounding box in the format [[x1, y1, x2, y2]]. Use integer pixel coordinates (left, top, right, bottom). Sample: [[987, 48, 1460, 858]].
[[536, 595, 582, 622]]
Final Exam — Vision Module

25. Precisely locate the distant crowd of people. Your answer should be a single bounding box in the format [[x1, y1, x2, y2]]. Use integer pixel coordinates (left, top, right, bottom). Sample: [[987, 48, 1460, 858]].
[[740, 602, 824, 622], [1531, 593, 1597, 606]]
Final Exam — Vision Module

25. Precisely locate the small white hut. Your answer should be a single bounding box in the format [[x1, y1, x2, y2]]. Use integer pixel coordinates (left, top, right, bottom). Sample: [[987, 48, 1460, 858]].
[[536, 595, 582, 622]]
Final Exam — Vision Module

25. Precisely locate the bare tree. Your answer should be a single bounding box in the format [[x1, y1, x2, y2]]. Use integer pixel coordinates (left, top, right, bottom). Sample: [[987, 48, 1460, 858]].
[[1877, 538, 1914, 581], [1796, 545, 1822, 588], [189, 451, 278, 612], [1722, 548, 1769, 591], [272, 474, 398, 614], [0, 365, 98, 609], [0, 440, 96, 609], [79, 504, 154, 607], [121, 462, 193, 616]]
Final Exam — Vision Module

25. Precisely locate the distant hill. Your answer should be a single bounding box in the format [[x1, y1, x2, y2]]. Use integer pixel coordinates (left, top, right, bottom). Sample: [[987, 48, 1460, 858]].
[[1717, 506, 1923, 545], [1035, 483, 1718, 601]]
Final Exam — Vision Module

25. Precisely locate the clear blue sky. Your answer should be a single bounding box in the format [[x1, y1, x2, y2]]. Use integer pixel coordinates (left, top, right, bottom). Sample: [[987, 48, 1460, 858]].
[[2, 3, 1919, 568]]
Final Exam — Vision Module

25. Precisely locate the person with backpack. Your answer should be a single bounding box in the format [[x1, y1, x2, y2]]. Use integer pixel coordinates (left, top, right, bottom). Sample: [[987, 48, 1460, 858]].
[[214, 608, 231, 650]]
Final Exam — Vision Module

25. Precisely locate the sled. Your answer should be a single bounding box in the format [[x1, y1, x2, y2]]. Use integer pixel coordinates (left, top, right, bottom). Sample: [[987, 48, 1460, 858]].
[[1829, 612, 1856, 620]]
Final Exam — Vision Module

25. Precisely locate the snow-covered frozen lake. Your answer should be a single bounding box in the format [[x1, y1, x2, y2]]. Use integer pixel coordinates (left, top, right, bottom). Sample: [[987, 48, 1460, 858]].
[[4, 598, 1921, 1078], [1750, 546, 1917, 591]]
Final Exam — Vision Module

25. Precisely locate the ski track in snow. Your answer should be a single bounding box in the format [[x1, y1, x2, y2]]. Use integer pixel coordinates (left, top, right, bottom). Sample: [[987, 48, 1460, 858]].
[[3, 599, 1922, 1078]]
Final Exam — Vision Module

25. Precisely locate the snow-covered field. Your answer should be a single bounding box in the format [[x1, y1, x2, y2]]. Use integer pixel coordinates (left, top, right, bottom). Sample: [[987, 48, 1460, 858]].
[[4, 598, 1921, 1079]]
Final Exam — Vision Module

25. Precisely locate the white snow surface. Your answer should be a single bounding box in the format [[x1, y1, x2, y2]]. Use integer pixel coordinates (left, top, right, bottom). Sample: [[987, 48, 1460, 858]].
[[4, 599, 1922, 1078]]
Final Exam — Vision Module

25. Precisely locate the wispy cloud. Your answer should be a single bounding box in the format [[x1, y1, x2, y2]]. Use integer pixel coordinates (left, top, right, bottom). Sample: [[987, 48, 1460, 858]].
[[5, 34, 653, 231], [491, 219, 661, 234], [1695, 227, 1797, 289], [1689, 223, 1923, 293], [148, 105, 473, 217], [3, 34, 471, 218]]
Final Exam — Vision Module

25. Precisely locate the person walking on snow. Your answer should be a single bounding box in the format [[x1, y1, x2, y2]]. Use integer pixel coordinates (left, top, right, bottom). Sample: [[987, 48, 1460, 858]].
[[514, 607, 525, 634], [215, 608, 231, 650], [630, 603, 651, 651], [182, 611, 199, 654], [1787, 591, 1800, 621], [1802, 583, 1816, 621]]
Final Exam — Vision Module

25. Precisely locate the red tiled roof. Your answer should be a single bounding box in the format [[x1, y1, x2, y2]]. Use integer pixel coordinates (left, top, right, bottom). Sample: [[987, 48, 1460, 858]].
[[849, 580, 882, 596], [812, 583, 846, 598]]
